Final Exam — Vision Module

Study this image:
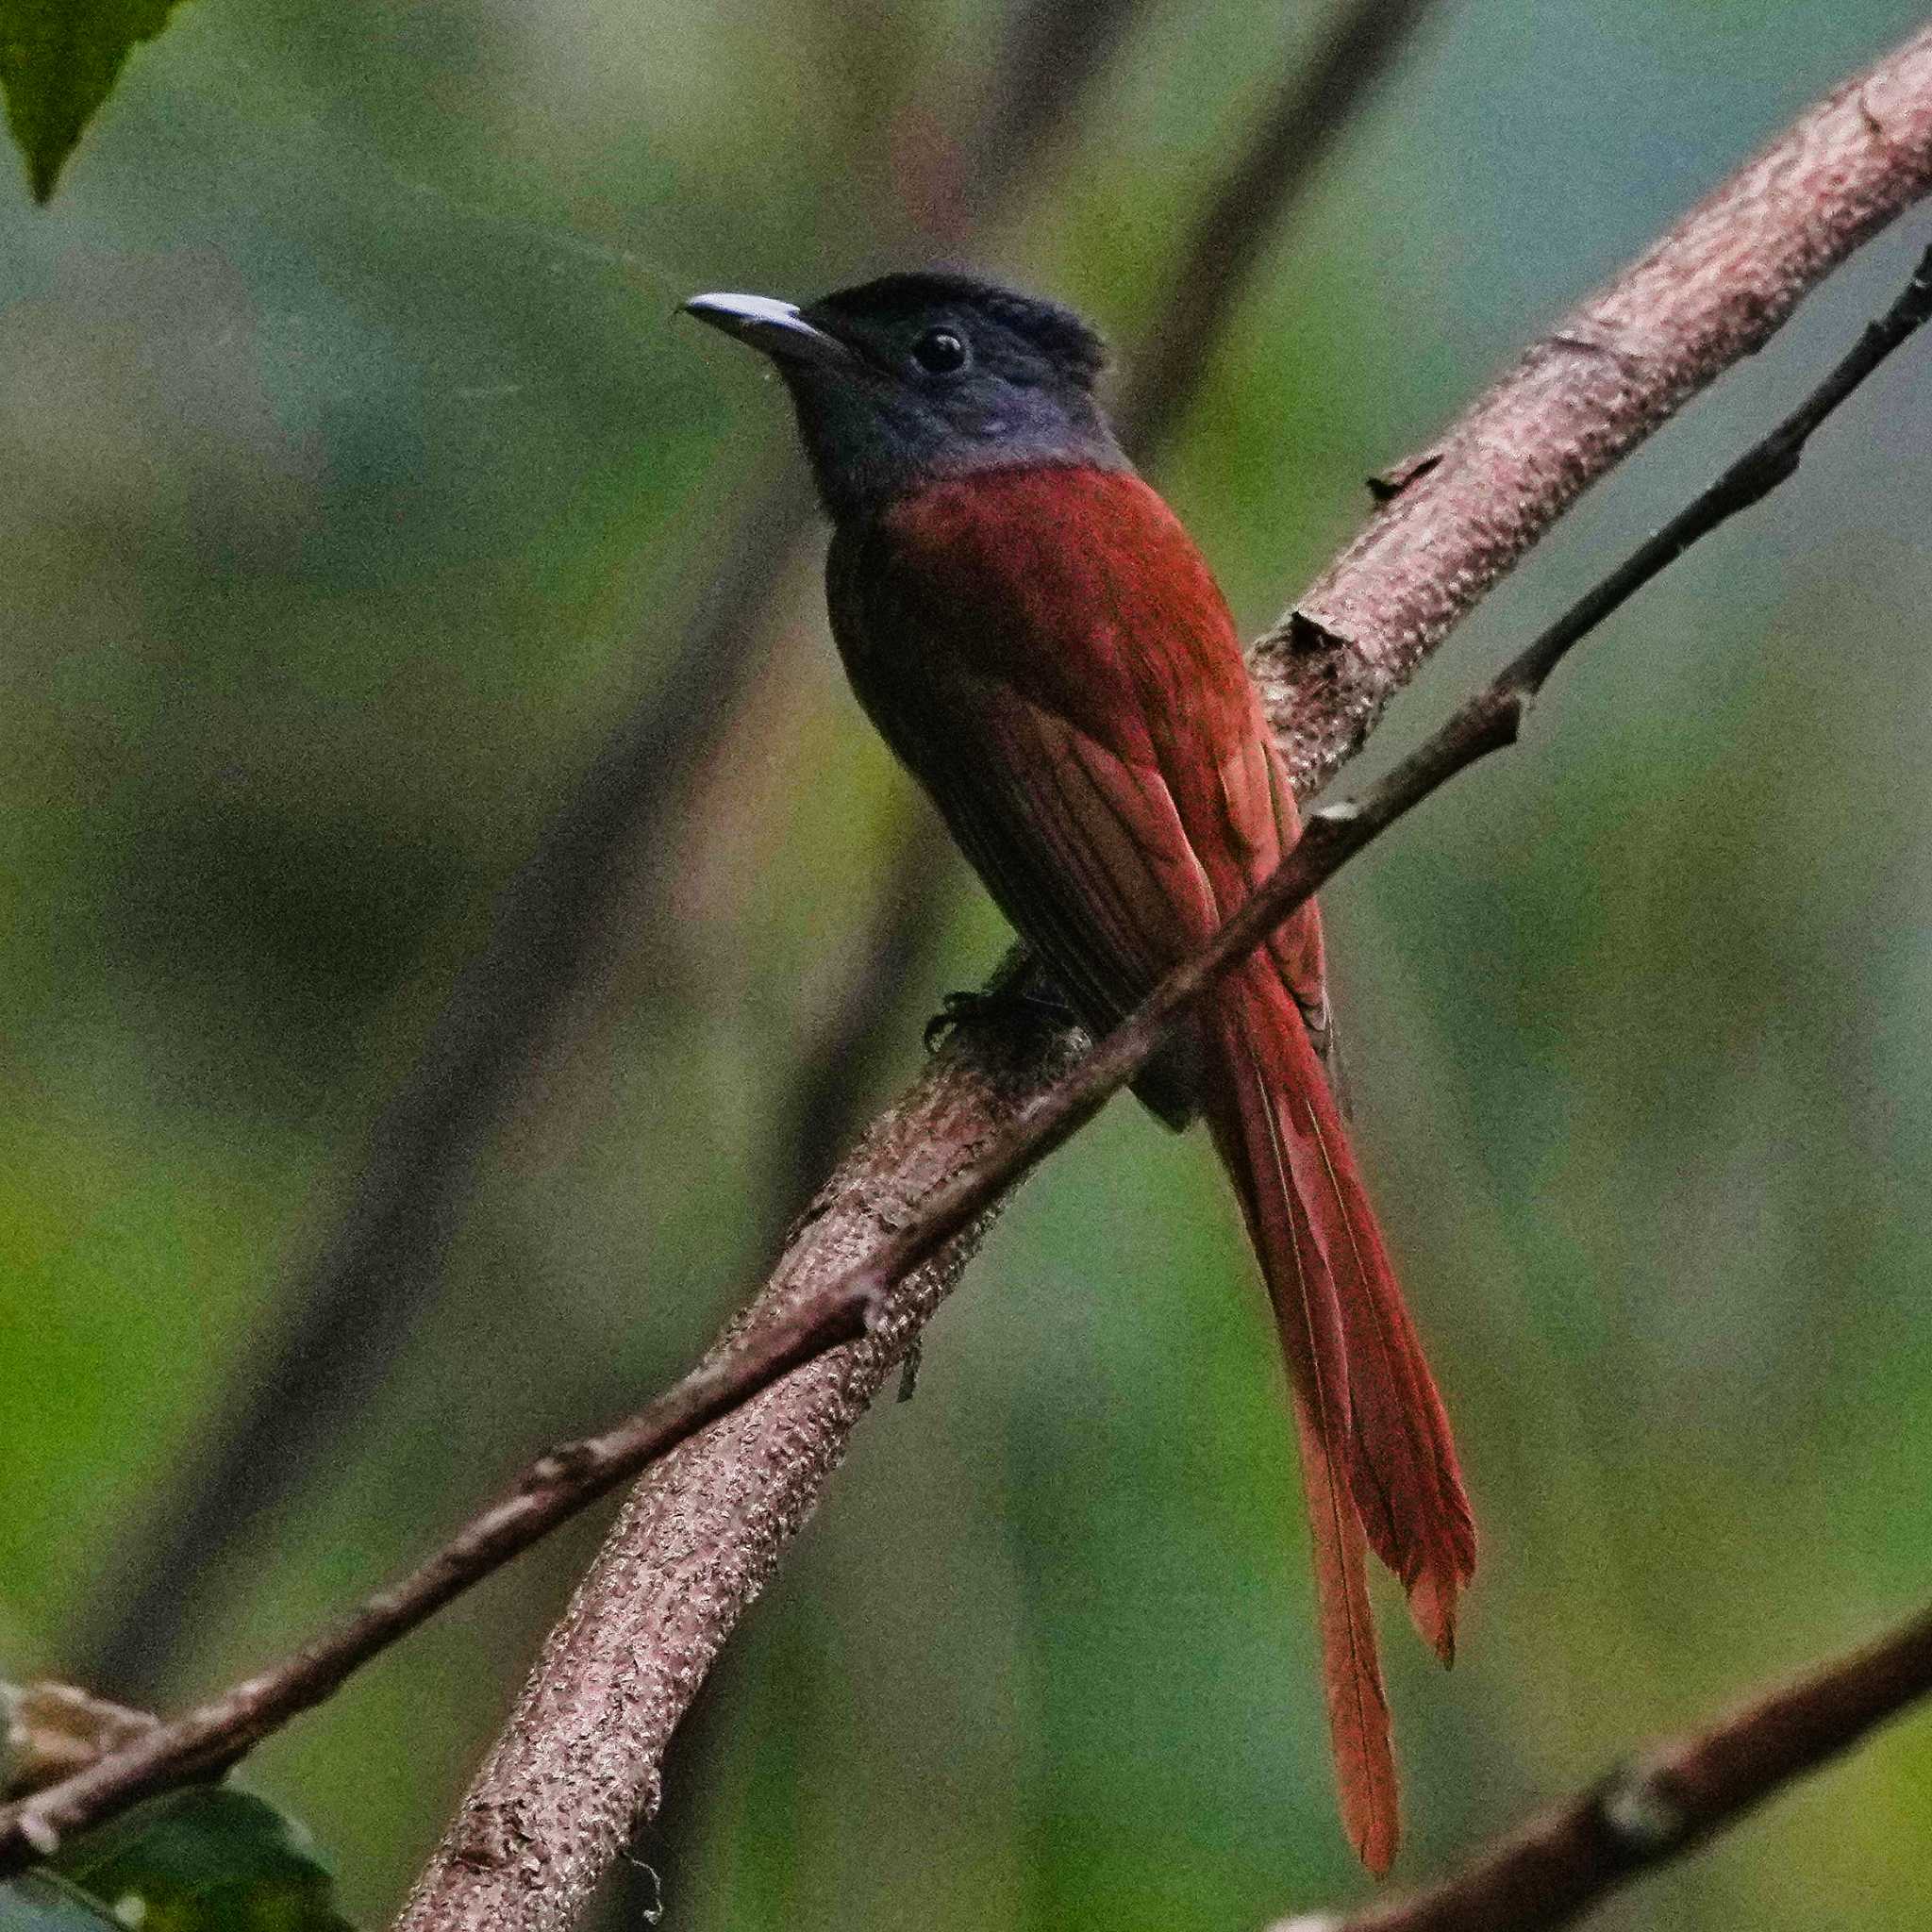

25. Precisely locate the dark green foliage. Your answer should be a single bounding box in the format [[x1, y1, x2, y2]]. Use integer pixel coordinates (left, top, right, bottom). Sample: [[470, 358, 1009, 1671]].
[[0, 1872, 124, 1931], [0, 1, 187, 201], [0, 1790, 356, 1932]]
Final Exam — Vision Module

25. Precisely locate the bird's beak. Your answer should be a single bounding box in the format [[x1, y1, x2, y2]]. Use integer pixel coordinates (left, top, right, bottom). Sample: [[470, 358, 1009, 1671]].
[[681, 291, 856, 370]]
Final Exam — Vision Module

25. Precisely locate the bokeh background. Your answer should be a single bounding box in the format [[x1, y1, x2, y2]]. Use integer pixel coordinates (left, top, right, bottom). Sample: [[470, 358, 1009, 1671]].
[[5, 2, 1932, 1926]]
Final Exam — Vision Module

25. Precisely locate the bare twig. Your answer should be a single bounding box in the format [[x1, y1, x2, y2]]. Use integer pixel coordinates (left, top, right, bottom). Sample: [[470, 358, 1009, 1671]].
[[1268, 1602, 1932, 1932], [1117, 0, 1442, 453], [81, 0, 1149, 1700], [0, 1286, 879, 1868], [390, 29, 1932, 1931], [9, 79, 1926, 1916]]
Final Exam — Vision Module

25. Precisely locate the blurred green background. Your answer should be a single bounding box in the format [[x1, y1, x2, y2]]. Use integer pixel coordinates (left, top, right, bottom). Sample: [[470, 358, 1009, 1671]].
[[4, 2, 1931, 1926]]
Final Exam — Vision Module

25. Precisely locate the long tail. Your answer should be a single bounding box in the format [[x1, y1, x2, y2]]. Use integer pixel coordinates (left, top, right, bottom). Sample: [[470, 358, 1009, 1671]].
[[1203, 971, 1475, 1874]]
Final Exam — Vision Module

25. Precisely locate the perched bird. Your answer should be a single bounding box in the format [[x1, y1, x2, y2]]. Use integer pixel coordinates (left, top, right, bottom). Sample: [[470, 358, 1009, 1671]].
[[684, 272, 1474, 1871]]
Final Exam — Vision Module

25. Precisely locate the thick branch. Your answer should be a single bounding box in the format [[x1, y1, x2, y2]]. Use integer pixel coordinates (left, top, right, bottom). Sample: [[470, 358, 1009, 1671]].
[[391, 27, 1932, 1932], [15, 9, 1921, 1920], [1254, 25, 1932, 790], [1271, 1602, 1932, 1932]]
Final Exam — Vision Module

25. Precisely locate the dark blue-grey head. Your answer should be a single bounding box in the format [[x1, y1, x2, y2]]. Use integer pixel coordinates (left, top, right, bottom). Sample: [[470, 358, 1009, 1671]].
[[683, 271, 1130, 523]]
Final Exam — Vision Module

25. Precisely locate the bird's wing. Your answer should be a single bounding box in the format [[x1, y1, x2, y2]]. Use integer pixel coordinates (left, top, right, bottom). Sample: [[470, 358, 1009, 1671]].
[[829, 465, 1298, 1008]]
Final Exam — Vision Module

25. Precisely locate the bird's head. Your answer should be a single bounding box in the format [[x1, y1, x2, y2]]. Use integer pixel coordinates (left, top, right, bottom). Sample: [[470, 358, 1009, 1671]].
[[683, 271, 1128, 522]]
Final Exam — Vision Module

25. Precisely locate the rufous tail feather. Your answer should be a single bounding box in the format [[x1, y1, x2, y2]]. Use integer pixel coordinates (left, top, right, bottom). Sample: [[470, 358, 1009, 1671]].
[[1283, 1048, 1475, 1659], [1204, 971, 1474, 1872]]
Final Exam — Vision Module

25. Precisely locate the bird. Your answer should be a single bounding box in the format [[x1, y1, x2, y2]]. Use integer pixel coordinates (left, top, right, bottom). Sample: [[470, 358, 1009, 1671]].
[[683, 271, 1474, 1871]]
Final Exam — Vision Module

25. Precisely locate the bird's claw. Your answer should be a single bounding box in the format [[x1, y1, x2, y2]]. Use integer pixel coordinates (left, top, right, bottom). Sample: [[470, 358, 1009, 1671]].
[[924, 979, 1076, 1051], [924, 989, 991, 1050]]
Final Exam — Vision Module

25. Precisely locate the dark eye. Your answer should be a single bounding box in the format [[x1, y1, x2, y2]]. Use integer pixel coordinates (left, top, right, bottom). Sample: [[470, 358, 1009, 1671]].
[[911, 326, 968, 375]]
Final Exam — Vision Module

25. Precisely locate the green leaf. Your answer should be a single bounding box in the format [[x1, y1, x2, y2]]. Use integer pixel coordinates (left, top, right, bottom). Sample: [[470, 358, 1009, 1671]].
[[0, 1, 191, 203], [48, 1789, 357, 1932], [0, 1871, 123, 1930]]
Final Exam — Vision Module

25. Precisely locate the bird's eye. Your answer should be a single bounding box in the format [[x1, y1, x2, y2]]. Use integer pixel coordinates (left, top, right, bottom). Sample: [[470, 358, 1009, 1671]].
[[911, 326, 969, 375]]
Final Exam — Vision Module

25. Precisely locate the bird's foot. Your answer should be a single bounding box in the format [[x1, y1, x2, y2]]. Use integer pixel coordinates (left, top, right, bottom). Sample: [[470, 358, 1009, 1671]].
[[924, 977, 1075, 1051]]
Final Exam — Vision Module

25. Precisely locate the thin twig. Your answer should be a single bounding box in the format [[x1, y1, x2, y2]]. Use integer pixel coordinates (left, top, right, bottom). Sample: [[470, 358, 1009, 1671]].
[[1268, 1602, 1932, 1932], [8, 211, 1926, 1892], [0, 1289, 876, 1869], [391, 32, 1932, 1931]]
